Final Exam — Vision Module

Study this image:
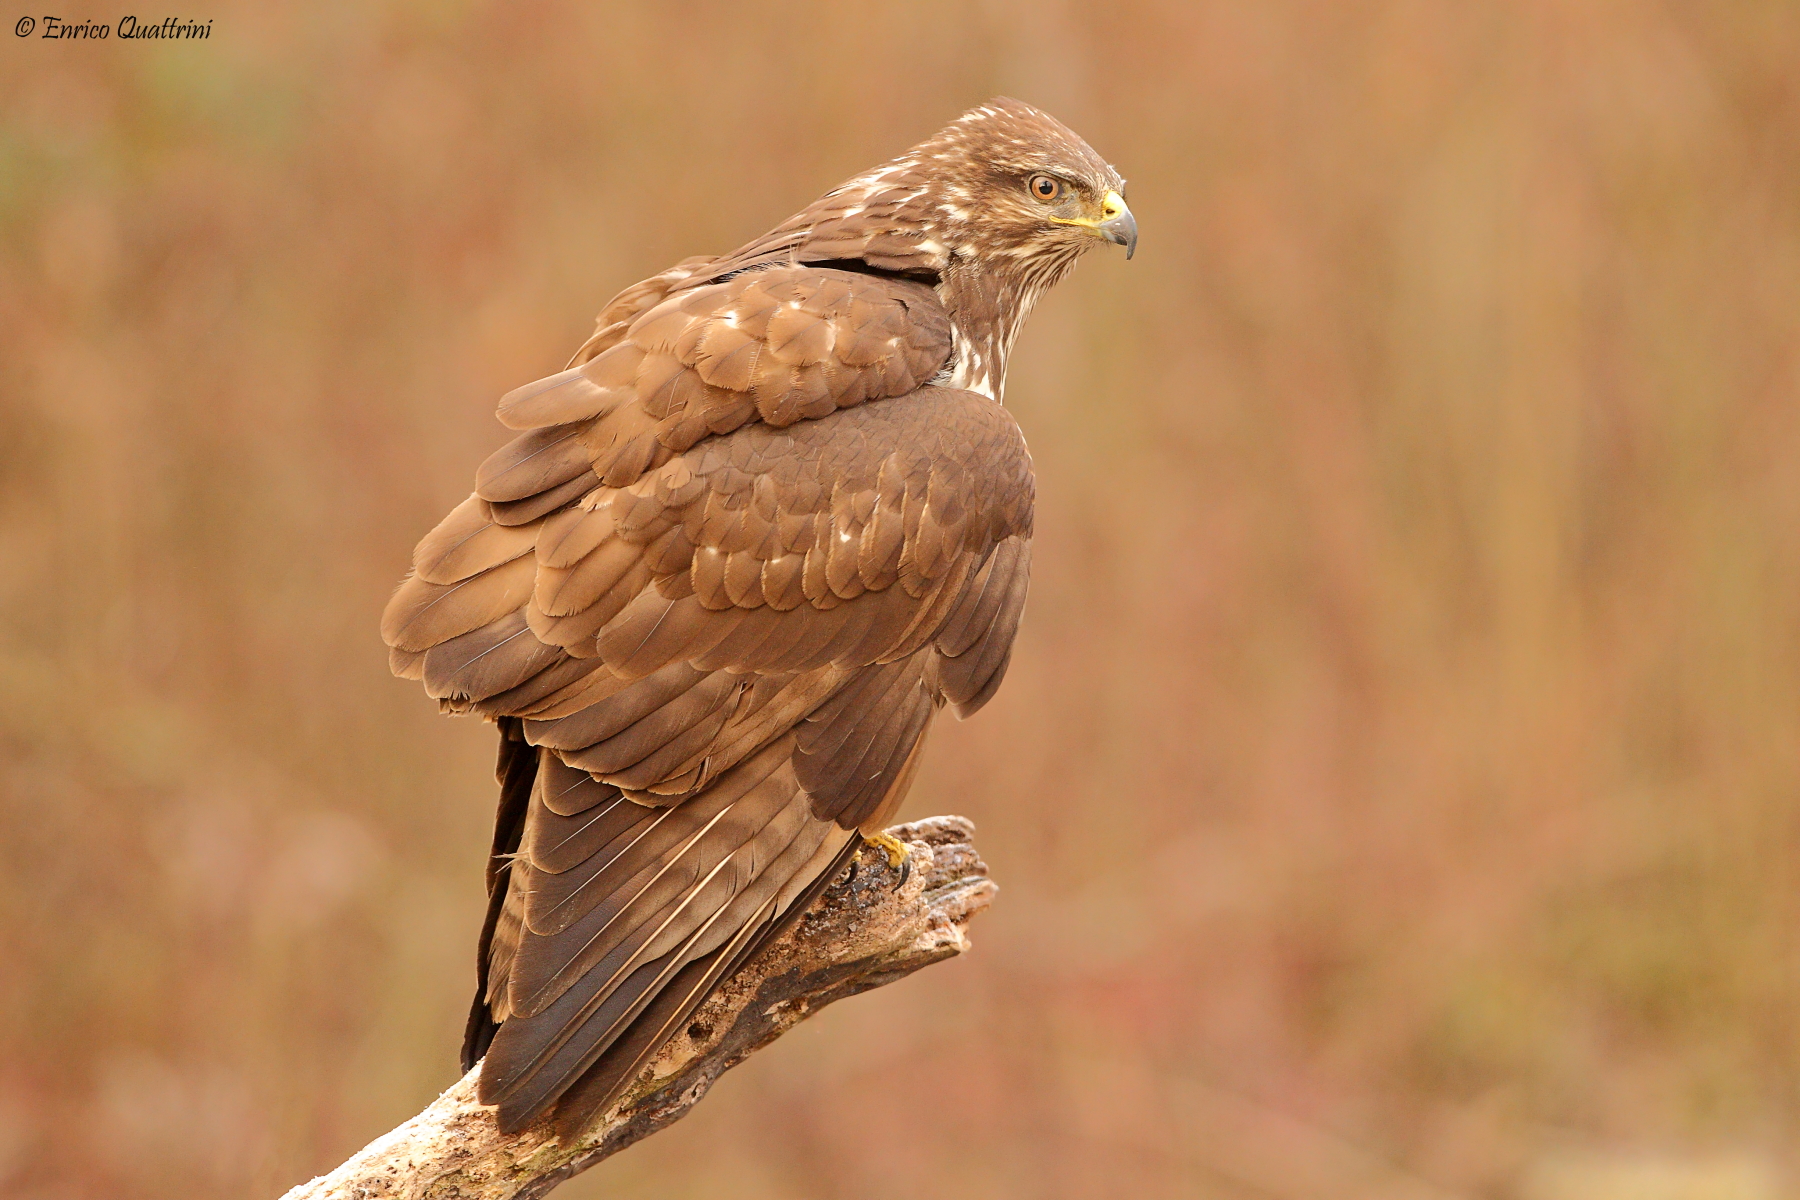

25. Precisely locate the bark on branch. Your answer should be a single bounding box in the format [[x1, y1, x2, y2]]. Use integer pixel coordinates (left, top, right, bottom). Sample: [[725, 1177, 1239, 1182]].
[[280, 816, 997, 1200]]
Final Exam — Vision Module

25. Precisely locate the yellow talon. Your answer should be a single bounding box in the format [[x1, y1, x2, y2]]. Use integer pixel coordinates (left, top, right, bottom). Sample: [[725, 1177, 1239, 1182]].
[[863, 831, 910, 869]]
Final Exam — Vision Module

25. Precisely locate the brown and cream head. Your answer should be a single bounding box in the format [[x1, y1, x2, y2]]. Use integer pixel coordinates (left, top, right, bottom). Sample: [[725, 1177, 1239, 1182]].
[[786, 96, 1136, 274], [683, 98, 1134, 401]]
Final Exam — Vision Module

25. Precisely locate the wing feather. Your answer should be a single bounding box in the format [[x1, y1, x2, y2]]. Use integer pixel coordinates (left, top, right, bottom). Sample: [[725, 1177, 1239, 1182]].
[[489, 471, 599, 526], [476, 424, 595, 503], [383, 554, 537, 654], [413, 496, 540, 585], [423, 612, 565, 705]]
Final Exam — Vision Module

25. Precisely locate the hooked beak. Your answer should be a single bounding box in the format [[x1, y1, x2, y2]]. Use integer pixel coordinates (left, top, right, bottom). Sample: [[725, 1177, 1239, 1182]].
[[1097, 190, 1137, 260], [1050, 190, 1139, 260]]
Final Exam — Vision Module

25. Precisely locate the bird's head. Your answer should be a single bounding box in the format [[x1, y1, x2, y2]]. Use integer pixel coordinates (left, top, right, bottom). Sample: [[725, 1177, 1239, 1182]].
[[736, 98, 1135, 283], [897, 97, 1136, 265]]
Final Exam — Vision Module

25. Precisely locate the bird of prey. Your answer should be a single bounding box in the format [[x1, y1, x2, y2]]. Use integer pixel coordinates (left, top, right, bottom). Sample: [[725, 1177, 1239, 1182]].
[[381, 97, 1135, 1136]]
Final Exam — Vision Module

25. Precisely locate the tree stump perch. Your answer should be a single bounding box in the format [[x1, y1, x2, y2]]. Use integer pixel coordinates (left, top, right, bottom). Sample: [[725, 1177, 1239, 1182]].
[[279, 815, 997, 1200]]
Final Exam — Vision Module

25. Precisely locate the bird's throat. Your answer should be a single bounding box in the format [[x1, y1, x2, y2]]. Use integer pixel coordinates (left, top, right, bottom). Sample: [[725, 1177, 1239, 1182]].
[[934, 248, 1079, 403]]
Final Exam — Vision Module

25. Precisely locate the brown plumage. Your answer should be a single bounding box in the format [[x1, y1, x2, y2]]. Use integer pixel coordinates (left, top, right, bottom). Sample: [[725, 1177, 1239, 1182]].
[[382, 97, 1134, 1135]]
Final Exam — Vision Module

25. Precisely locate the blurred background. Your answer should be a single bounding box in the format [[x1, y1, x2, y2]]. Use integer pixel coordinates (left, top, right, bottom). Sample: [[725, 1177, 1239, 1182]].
[[3, 2, 1798, 1197]]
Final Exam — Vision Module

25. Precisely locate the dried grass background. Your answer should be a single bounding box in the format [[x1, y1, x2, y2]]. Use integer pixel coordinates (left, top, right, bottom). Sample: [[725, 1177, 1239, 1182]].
[[2, 2, 1798, 1197]]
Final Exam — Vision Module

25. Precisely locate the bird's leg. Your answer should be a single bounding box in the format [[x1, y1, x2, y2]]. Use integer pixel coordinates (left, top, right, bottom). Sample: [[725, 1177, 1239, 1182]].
[[860, 831, 912, 889]]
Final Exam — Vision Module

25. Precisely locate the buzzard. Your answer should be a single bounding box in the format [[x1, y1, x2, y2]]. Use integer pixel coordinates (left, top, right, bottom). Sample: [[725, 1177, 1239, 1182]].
[[381, 97, 1135, 1136]]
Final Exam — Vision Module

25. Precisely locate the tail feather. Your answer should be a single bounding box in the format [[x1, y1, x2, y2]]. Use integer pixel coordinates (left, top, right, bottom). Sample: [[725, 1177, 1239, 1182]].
[[546, 834, 860, 1138], [463, 717, 538, 1072], [466, 654, 932, 1134]]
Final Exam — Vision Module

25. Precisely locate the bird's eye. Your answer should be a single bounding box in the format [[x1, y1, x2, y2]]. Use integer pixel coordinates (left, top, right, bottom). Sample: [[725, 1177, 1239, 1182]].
[[1028, 175, 1062, 201]]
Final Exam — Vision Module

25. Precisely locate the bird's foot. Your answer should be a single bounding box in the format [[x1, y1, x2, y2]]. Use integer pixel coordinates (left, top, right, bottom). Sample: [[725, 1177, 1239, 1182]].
[[860, 831, 913, 889]]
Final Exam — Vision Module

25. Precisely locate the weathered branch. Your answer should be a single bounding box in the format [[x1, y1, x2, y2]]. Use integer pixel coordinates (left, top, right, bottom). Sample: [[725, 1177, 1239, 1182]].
[[280, 816, 997, 1200]]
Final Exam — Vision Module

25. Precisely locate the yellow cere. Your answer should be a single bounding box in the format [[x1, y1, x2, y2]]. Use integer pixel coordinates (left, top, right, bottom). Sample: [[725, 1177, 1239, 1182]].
[[1050, 190, 1130, 232]]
